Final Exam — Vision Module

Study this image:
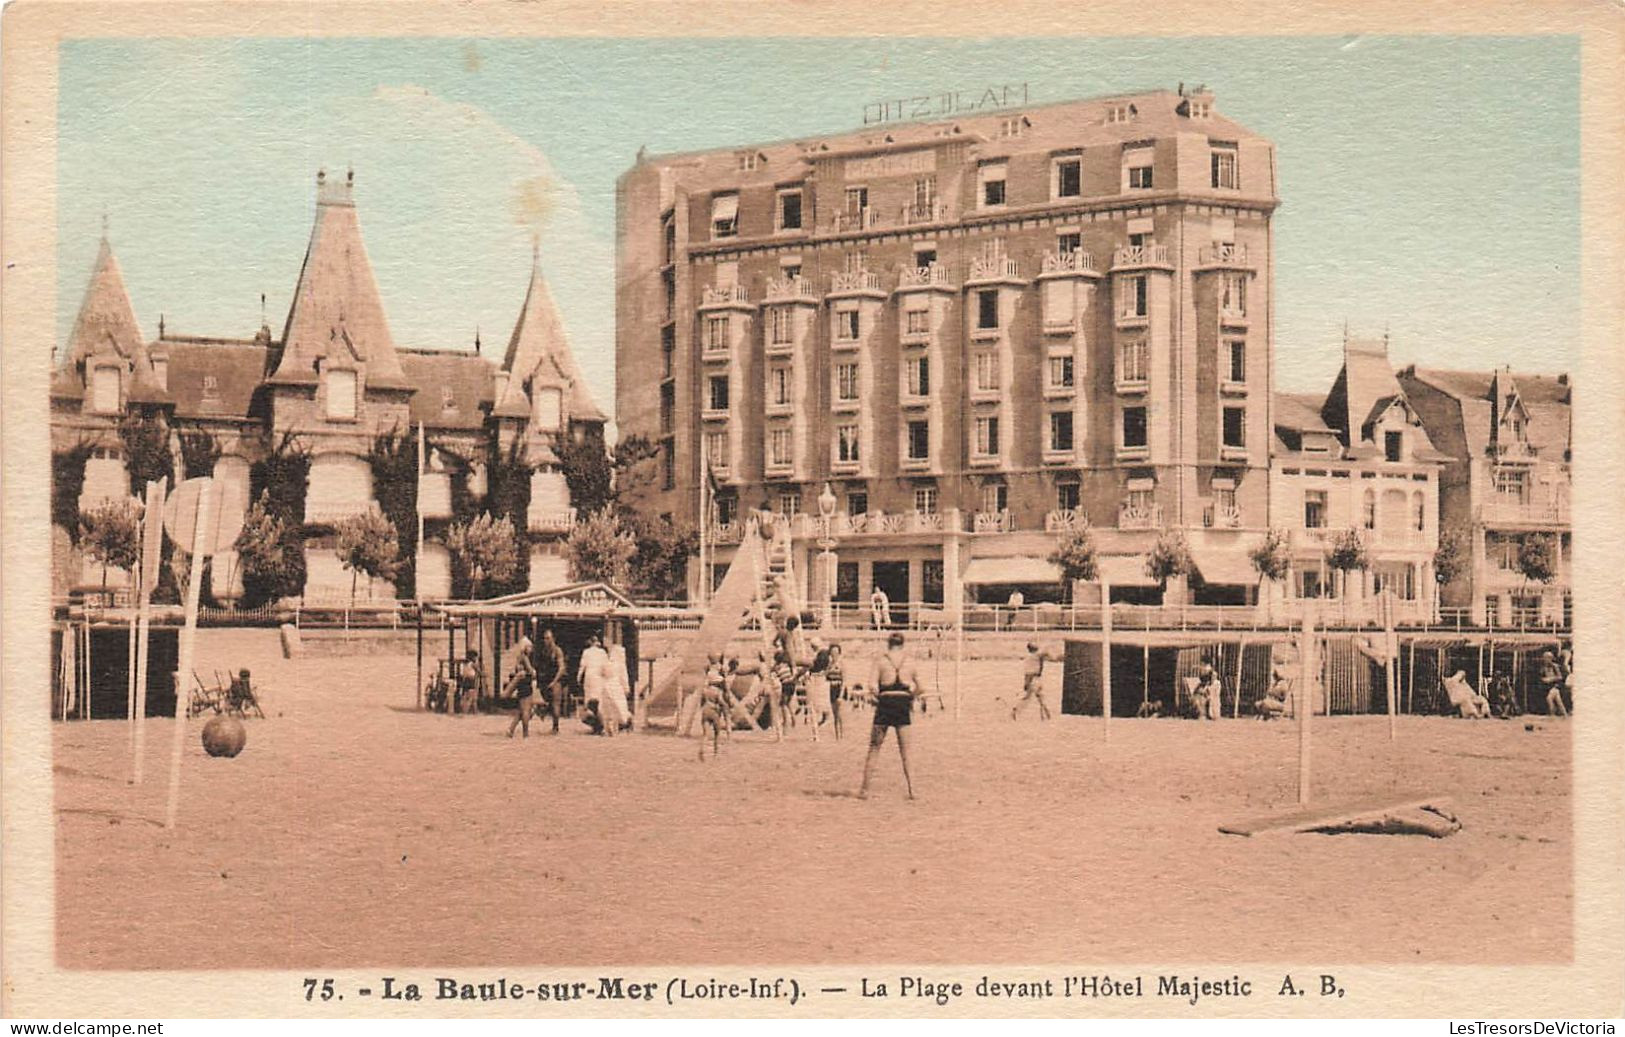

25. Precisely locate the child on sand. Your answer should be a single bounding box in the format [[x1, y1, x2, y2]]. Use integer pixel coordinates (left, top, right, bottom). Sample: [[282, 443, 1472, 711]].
[[698, 658, 737, 761], [1011, 642, 1052, 721], [824, 642, 846, 740]]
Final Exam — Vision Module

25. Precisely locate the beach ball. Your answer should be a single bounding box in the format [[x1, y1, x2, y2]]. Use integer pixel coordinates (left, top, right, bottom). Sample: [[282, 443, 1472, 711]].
[[201, 714, 247, 758]]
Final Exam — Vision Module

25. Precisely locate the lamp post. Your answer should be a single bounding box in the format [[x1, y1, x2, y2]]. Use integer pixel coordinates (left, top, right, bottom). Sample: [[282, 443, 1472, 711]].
[[816, 482, 838, 629]]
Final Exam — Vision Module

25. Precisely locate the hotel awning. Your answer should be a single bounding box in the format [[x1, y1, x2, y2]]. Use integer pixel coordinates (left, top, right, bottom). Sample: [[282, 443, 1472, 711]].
[[961, 556, 1061, 585], [1191, 551, 1257, 587], [1096, 555, 1155, 587]]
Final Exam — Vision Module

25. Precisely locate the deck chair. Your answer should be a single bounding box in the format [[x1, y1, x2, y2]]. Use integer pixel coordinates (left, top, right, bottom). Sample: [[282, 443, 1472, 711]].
[[226, 671, 266, 718], [189, 671, 225, 718]]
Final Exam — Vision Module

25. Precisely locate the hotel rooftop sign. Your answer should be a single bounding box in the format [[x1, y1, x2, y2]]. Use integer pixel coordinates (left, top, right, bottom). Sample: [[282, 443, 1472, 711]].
[[863, 83, 1030, 126]]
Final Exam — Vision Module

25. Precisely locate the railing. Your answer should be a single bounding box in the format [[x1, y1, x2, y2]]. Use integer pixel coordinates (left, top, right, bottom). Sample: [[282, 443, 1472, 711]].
[[1111, 243, 1171, 269], [1118, 502, 1163, 529], [700, 284, 751, 307], [1204, 503, 1242, 528], [1197, 243, 1250, 267], [1041, 250, 1100, 275], [303, 501, 379, 525], [828, 209, 882, 233], [829, 269, 884, 294], [971, 510, 1013, 533], [1478, 497, 1570, 526], [897, 263, 953, 289], [762, 276, 819, 303], [1291, 527, 1334, 549], [899, 202, 945, 226], [1046, 508, 1088, 533], [527, 508, 577, 533], [968, 255, 1021, 281], [711, 521, 743, 545]]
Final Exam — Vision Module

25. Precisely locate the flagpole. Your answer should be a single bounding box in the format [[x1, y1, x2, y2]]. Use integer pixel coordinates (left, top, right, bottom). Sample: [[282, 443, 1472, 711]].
[[698, 451, 709, 610]]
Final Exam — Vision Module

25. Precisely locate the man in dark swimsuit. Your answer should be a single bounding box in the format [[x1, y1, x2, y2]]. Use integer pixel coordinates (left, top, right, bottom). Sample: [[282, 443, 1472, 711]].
[[859, 633, 920, 800], [536, 627, 566, 734]]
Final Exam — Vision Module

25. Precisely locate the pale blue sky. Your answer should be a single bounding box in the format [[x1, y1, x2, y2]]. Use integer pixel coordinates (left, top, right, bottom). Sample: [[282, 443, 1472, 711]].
[[57, 35, 1578, 413]]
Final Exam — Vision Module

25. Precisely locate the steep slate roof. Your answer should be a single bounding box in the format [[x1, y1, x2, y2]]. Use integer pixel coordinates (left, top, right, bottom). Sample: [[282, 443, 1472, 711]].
[[271, 171, 408, 388], [159, 338, 272, 420], [400, 349, 497, 430], [1273, 392, 1334, 433], [1320, 337, 1404, 444], [496, 248, 607, 423], [53, 235, 151, 400], [1404, 367, 1571, 461]]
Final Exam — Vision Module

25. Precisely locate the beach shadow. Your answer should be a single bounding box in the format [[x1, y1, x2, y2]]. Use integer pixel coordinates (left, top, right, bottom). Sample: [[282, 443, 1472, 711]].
[[57, 806, 164, 828]]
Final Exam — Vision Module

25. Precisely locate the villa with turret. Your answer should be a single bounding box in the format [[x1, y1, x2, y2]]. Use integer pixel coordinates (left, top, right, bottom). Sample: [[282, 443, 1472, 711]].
[[50, 169, 605, 605]]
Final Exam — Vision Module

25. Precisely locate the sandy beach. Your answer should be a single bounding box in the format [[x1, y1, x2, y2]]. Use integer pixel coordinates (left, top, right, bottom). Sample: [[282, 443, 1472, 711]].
[[54, 629, 1571, 969]]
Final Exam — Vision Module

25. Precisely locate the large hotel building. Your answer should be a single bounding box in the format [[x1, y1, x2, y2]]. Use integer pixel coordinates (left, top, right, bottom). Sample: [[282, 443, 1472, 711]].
[[617, 87, 1279, 615]]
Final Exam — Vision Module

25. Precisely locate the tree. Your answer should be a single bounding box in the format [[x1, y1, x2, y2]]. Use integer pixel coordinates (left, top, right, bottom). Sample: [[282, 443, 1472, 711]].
[[368, 428, 419, 598], [1432, 524, 1470, 589], [78, 499, 141, 593], [1516, 532, 1559, 586], [556, 429, 613, 517], [235, 490, 298, 608], [177, 428, 221, 479], [51, 443, 94, 541], [117, 412, 174, 497], [565, 508, 636, 587], [446, 512, 520, 599], [1047, 525, 1098, 603], [1145, 527, 1200, 590], [622, 509, 699, 601], [1249, 527, 1292, 584], [334, 510, 402, 606], [1325, 527, 1370, 621]]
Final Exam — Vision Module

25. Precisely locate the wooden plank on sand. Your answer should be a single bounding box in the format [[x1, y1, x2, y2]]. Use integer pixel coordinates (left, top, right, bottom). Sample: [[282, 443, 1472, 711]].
[[1219, 796, 1454, 837]]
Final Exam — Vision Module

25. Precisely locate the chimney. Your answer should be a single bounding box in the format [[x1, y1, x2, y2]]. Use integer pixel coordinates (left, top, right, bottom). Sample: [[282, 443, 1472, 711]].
[[493, 369, 510, 404], [316, 166, 355, 207]]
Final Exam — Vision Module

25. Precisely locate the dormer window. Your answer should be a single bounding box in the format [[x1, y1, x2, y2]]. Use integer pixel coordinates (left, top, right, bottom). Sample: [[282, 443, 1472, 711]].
[[534, 386, 563, 430], [91, 364, 120, 414], [1210, 144, 1239, 190], [735, 151, 762, 172], [440, 385, 457, 412], [997, 116, 1027, 139], [151, 357, 169, 390], [202, 374, 220, 400], [1384, 430, 1404, 463], [325, 368, 357, 420], [1105, 103, 1137, 124], [710, 193, 739, 239]]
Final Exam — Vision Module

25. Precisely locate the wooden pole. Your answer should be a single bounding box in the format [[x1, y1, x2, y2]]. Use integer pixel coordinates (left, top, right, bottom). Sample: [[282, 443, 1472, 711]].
[[134, 478, 166, 784], [416, 600, 424, 711], [953, 612, 963, 722], [82, 617, 92, 720], [1406, 636, 1417, 715], [126, 545, 139, 729], [1298, 603, 1315, 805], [1384, 590, 1397, 742], [1233, 635, 1246, 719], [164, 480, 214, 829], [1100, 578, 1112, 741]]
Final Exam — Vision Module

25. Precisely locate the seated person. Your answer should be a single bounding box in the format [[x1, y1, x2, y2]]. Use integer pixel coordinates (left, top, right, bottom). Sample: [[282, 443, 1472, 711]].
[[456, 650, 480, 714], [1256, 667, 1292, 719], [1441, 670, 1491, 719]]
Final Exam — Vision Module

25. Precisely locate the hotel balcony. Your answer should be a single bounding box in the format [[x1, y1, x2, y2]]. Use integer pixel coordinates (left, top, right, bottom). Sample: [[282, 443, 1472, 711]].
[[763, 276, 819, 304], [1115, 373, 1149, 395], [828, 269, 885, 295], [528, 508, 577, 534], [1111, 243, 1172, 270], [1118, 501, 1162, 529], [1045, 508, 1089, 533], [1478, 496, 1570, 528], [1195, 243, 1253, 269], [1040, 250, 1101, 277], [828, 209, 883, 233], [1291, 527, 1334, 551], [970, 510, 1013, 533], [699, 284, 752, 308], [1203, 502, 1243, 529], [898, 201, 946, 226], [896, 263, 954, 291], [869, 510, 944, 535], [701, 407, 729, 423], [1220, 378, 1248, 397], [712, 521, 744, 545], [967, 255, 1022, 283]]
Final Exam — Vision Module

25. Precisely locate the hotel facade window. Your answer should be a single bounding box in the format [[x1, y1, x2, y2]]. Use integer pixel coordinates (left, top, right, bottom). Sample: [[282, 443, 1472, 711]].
[[1057, 482, 1080, 511], [1227, 340, 1246, 384], [836, 308, 860, 341], [981, 482, 1008, 513], [913, 246, 936, 269], [846, 490, 868, 516], [708, 375, 729, 411], [776, 189, 802, 231], [905, 308, 930, 337], [974, 351, 1000, 392], [705, 431, 729, 469], [770, 307, 793, 345], [1054, 155, 1082, 198], [705, 316, 728, 353], [977, 289, 1000, 330], [1120, 275, 1149, 319], [1122, 406, 1148, 449], [1385, 430, 1404, 462], [1049, 355, 1074, 389], [710, 193, 738, 239], [836, 424, 861, 463], [979, 163, 1007, 207], [770, 366, 791, 407], [1050, 411, 1075, 452], [1305, 489, 1327, 529], [907, 421, 930, 461], [906, 356, 930, 397], [1056, 231, 1082, 254], [1222, 406, 1245, 448], [844, 186, 868, 221], [835, 363, 859, 401], [914, 486, 938, 514], [1221, 273, 1247, 317], [912, 176, 936, 216], [1123, 148, 1154, 190], [779, 493, 800, 516], [768, 429, 792, 467], [1119, 339, 1148, 383], [974, 416, 1001, 456], [1210, 145, 1239, 189]]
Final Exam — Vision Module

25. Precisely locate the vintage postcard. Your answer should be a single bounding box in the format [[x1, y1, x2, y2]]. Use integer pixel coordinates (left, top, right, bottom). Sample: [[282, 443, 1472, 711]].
[[4, 0, 1623, 1022]]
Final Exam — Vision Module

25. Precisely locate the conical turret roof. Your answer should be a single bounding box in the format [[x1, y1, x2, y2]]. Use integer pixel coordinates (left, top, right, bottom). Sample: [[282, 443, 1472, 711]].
[[494, 246, 606, 423], [270, 170, 407, 387], [62, 233, 144, 367]]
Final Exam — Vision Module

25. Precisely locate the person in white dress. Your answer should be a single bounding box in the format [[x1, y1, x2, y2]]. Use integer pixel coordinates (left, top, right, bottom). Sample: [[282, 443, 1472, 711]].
[[578, 635, 620, 736], [607, 642, 634, 732]]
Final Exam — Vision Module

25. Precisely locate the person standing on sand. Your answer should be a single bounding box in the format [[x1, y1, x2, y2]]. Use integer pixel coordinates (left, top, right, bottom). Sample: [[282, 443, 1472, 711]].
[[578, 635, 614, 736], [870, 585, 891, 630], [824, 642, 847, 740], [535, 628, 566, 734], [1538, 650, 1567, 717], [859, 633, 920, 800], [1011, 642, 1052, 721], [504, 634, 542, 739]]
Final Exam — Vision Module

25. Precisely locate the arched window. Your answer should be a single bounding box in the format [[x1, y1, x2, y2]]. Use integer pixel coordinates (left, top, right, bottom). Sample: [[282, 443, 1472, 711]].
[[533, 386, 563, 430]]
